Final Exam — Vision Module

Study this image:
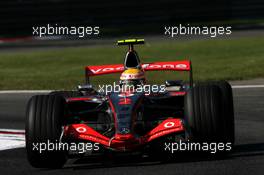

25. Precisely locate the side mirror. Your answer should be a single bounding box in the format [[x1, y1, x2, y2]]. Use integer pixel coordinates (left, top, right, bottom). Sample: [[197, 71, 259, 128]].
[[77, 84, 93, 91], [165, 80, 183, 87]]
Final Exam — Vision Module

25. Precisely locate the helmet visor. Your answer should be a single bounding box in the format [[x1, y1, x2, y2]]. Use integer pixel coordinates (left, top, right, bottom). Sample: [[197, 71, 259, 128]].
[[120, 79, 144, 87]]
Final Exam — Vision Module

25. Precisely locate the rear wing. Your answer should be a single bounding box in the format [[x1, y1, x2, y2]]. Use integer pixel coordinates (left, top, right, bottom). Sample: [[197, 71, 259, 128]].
[[85, 60, 193, 87]]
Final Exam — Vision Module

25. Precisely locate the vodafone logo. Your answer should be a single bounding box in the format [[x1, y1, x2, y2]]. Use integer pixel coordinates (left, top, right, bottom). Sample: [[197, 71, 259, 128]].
[[164, 122, 175, 128], [76, 127, 87, 133], [88, 62, 189, 75]]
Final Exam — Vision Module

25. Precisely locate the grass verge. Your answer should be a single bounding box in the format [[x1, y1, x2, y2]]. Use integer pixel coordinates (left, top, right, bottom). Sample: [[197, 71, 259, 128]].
[[0, 36, 264, 90]]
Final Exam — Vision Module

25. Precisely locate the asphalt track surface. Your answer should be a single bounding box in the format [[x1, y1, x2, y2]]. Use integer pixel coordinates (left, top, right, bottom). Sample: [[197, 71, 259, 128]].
[[0, 87, 264, 175]]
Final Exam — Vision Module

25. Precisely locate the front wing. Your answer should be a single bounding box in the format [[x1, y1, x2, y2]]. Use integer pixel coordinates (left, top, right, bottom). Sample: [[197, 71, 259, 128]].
[[64, 118, 184, 151]]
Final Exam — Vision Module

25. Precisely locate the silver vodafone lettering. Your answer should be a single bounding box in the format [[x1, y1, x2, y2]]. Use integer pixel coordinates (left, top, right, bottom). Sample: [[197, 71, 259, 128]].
[[90, 63, 187, 74]]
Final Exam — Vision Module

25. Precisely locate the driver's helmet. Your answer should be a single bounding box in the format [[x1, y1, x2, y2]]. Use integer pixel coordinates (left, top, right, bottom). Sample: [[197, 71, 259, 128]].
[[120, 68, 145, 87]]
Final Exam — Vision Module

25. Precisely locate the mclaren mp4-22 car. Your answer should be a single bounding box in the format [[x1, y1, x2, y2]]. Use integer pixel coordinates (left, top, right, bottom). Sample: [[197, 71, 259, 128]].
[[25, 39, 234, 168]]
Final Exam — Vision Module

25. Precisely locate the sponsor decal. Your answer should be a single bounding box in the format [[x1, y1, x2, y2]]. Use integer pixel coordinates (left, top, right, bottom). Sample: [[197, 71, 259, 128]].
[[88, 62, 189, 75], [118, 98, 132, 105], [118, 92, 134, 97], [164, 121, 175, 128], [76, 127, 87, 133], [90, 67, 124, 74], [120, 128, 130, 134]]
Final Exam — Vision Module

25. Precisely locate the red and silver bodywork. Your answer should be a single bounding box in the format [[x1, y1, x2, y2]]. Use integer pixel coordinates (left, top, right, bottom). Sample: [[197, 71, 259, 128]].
[[63, 61, 192, 152]]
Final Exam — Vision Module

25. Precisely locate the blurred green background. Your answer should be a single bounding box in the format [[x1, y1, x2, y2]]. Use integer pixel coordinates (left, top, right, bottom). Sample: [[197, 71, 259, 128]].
[[1, 0, 264, 90], [0, 36, 263, 90]]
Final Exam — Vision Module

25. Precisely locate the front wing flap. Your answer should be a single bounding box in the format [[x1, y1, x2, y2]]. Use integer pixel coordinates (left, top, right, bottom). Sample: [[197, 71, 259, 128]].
[[64, 118, 184, 151]]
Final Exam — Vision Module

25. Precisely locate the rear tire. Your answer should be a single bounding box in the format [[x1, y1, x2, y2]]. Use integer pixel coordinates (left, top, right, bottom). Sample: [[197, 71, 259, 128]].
[[25, 95, 67, 168]]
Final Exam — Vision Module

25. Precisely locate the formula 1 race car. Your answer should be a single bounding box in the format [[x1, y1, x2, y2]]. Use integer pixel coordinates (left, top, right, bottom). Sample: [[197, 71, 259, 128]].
[[25, 39, 234, 168]]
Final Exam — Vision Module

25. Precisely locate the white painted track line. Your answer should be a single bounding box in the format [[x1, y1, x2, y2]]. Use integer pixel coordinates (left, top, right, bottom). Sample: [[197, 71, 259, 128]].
[[0, 90, 52, 94], [0, 129, 25, 151], [0, 129, 25, 134], [232, 85, 264, 88]]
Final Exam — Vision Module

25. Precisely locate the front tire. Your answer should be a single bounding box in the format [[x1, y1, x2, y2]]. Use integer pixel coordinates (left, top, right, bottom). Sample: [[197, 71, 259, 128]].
[[184, 82, 234, 152], [213, 81, 234, 144], [25, 95, 67, 168]]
